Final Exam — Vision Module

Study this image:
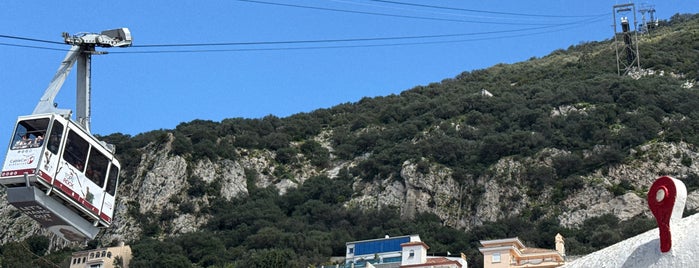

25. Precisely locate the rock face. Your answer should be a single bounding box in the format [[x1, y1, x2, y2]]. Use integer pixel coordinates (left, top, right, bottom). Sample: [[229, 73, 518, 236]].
[[559, 142, 699, 227], [560, 192, 648, 227], [0, 131, 698, 248]]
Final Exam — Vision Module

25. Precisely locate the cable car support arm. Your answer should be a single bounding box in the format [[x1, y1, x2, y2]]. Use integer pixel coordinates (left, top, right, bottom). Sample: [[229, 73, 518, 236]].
[[32, 28, 132, 133]]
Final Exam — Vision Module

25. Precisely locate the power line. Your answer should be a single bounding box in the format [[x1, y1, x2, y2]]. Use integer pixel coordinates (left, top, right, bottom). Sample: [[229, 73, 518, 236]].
[[330, 0, 540, 22], [236, 0, 573, 26], [132, 14, 600, 48], [0, 42, 65, 51], [113, 17, 608, 54], [0, 34, 64, 45], [0, 13, 606, 54], [108, 32, 569, 54], [18, 240, 61, 268], [133, 26, 547, 48], [368, 0, 607, 18], [0, 1, 607, 51]]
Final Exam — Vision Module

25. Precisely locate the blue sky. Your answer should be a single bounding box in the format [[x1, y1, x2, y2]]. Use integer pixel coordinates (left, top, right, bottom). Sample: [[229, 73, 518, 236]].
[[1, 1, 697, 160]]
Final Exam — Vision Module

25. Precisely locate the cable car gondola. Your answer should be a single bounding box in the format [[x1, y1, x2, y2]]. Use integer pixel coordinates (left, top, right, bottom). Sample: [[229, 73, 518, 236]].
[[0, 28, 132, 241]]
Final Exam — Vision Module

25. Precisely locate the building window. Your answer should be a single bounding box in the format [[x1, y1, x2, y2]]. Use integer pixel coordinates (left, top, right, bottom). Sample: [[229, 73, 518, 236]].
[[492, 252, 501, 263], [348, 247, 354, 254], [409, 250, 415, 258], [107, 251, 112, 258]]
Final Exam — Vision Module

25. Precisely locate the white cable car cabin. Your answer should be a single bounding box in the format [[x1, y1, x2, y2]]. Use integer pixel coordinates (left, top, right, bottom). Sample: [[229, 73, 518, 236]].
[[0, 28, 131, 242], [2, 114, 120, 240]]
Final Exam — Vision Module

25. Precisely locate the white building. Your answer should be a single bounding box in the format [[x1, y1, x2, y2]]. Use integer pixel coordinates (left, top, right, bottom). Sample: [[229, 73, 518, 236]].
[[69, 243, 132, 268], [343, 235, 467, 268]]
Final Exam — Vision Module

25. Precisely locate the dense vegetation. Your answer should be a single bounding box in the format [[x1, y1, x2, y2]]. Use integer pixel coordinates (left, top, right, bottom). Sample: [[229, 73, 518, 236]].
[[2, 13, 698, 268], [0, 174, 659, 268]]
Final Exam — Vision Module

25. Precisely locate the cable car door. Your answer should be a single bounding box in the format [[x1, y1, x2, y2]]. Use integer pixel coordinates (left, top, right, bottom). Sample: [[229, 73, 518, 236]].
[[99, 162, 119, 226], [37, 117, 65, 187]]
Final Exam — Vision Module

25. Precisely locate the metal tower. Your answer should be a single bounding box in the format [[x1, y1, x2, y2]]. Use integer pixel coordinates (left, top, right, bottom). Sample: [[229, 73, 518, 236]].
[[639, 4, 657, 33], [613, 3, 641, 76]]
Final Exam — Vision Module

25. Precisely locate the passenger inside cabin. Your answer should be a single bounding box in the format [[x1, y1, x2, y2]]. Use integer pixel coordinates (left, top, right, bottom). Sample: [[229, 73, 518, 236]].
[[13, 134, 31, 149], [33, 134, 44, 147], [86, 168, 103, 185], [74, 161, 84, 172]]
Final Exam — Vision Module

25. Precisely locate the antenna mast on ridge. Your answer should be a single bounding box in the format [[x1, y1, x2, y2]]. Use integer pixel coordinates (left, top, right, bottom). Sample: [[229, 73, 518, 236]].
[[612, 3, 641, 76], [639, 4, 657, 34]]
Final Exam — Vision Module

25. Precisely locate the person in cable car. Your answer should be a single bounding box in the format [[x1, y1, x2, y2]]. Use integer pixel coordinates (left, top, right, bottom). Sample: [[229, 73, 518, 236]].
[[13, 134, 31, 149], [33, 134, 44, 147]]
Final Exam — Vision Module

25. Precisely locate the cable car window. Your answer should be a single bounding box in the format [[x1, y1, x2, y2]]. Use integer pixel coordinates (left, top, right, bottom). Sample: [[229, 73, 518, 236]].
[[63, 131, 89, 172], [47, 121, 64, 155], [11, 118, 49, 150], [86, 149, 108, 187], [106, 163, 119, 196]]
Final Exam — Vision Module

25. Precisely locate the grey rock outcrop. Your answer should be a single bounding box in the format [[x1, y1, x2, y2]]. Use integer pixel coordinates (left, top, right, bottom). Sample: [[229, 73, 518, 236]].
[[1, 131, 698, 250]]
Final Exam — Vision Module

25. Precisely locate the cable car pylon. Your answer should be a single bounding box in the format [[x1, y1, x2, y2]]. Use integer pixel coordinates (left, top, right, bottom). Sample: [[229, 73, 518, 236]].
[[1, 29, 131, 241]]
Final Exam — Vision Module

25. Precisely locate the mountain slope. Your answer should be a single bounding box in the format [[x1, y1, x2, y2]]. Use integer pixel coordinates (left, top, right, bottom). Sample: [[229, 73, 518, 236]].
[[2, 12, 699, 268]]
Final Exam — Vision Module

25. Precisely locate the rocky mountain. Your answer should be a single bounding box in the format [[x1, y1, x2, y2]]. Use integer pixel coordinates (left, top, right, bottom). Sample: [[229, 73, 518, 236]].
[[107, 135, 699, 238], [1, 12, 699, 268]]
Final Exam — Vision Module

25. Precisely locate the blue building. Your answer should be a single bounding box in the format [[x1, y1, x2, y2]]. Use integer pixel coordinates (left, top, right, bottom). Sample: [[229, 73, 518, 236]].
[[345, 234, 421, 267]]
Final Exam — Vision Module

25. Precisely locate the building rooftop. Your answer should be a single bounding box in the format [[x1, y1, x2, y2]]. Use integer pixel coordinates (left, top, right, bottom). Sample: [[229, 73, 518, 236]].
[[479, 237, 526, 250], [346, 235, 417, 245], [521, 247, 559, 254]]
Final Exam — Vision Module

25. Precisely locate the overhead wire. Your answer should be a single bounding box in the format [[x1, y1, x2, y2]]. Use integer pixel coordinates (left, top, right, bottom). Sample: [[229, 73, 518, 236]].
[[0, 16, 606, 54], [125, 2, 605, 49], [0, 1, 609, 54], [235, 0, 573, 26], [367, 0, 608, 18], [0, 42, 66, 51], [18, 240, 61, 268], [128, 12, 607, 52], [0, 34, 64, 45], [112, 16, 609, 54], [329, 0, 541, 22], [109, 30, 596, 54], [131, 24, 567, 48]]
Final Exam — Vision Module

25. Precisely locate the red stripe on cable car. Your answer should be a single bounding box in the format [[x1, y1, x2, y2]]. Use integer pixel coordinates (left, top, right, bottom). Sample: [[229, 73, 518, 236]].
[[52, 180, 100, 216], [0, 168, 35, 177], [100, 213, 111, 223], [39, 171, 52, 183]]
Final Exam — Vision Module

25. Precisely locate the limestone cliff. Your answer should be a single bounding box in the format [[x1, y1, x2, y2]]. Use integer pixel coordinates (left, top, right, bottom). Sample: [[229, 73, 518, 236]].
[[3, 130, 697, 248]]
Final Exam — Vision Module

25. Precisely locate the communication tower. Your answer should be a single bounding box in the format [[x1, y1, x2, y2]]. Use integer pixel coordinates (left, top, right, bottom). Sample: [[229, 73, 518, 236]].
[[613, 3, 641, 76], [639, 4, 657, 33]]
